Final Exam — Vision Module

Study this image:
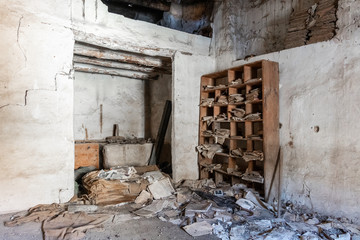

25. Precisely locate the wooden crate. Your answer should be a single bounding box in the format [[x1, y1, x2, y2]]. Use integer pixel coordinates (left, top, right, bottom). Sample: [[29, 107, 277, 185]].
[[75, 143, 100, 169]]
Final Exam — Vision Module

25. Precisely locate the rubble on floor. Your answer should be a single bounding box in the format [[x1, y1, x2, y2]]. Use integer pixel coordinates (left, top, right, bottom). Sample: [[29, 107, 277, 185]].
[[4, 166, 360, 240]]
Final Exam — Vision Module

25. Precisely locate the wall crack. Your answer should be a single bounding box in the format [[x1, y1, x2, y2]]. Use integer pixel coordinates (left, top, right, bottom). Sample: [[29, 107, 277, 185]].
[[17, 15, 27, 66], [0, 70, 73, 110]]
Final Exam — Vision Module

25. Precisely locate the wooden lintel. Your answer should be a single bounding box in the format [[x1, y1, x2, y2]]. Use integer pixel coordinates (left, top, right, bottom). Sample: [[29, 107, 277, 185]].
[[74, 43, 171, 68], [73, 30, 174, 58], [110, 0, 170, 11], [74, 63, 158, 80]]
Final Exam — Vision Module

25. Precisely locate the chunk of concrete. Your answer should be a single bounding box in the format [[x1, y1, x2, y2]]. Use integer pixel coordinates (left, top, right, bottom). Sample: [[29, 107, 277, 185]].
[[142, 171, 165, 184], [67, 204, 98, 213], [133, 200, 168, 218], [236, 198, 256, 211], [183, 221, 213, 237], [148, 178, 175, 199], [103, 143, 153, 168], [230, 225, 249, 240], [134, 190, 152, 205], [301, 232, 322, 240]]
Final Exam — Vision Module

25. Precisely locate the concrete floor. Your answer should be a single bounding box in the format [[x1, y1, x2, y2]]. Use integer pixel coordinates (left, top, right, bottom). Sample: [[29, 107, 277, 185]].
[[0, 211, 220, 240]]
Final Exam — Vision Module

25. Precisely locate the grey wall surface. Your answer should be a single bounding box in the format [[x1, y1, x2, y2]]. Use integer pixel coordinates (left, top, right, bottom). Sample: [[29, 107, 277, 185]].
[[74, 72, 145, 140], [212, 0, 319, 63], [213, 0, 360, 223], [147, 74, 172, 166]]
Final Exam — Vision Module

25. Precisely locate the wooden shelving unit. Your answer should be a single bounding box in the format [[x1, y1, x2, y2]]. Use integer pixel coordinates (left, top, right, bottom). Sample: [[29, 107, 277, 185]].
[[198, 60, 279, 196]]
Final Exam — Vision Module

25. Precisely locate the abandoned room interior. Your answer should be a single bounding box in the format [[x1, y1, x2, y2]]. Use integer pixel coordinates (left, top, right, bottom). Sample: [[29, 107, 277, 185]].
[[0, 0, 359, 239]]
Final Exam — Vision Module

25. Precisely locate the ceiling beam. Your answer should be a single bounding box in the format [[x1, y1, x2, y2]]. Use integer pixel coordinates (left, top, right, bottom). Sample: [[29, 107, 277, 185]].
[[74, 63, 159, 80], [74, 55, 155, 73], [73, 30, 174, 57], [105, 0, 170, 12], [74, 43, 171, 69]]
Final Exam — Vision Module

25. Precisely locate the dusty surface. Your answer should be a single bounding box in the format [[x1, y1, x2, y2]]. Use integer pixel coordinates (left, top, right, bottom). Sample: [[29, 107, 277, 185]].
[[0, 211, 219, 240]]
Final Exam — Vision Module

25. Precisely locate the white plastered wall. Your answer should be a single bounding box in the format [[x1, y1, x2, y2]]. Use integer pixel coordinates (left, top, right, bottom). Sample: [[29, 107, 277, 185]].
[[0, 1, 75, 213], [74, 72, 146, 140]]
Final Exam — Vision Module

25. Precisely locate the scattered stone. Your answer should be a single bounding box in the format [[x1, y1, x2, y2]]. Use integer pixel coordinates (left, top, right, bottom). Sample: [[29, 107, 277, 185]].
[[183, 221, 213, 237], [236, 198, 256, 211], [176, 188, 192, 204], [306, 217, 320, 225], [230, 225, 249, 240], [142, 171, 165, 184], [67, 204, 98, 213], [214, 211, 233, 222], [134, 190, 152, 205], [133, 200, 168, 217], [286, 221, 318, 233], [301, 231, 322, 240], [264, 227, 297, 240], [148, 178, 175, 199]]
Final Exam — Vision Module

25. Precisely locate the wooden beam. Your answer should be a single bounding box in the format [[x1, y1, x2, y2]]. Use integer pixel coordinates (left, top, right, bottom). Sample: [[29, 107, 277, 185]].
[[74, 63, 158, 80], [73, 55, 171, 74], [74, 55, 154, 73], [73, 30, 174, 57], [74, 43, 171, 68], [109, 0, 170, 12]]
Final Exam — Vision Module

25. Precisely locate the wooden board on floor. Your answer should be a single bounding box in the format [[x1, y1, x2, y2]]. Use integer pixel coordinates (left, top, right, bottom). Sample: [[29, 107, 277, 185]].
[[75, 143, 100, 169]]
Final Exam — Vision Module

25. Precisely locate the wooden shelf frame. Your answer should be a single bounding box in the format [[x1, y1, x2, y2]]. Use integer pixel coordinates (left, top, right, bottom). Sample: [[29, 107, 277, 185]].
[[198, 60, 279, 196]]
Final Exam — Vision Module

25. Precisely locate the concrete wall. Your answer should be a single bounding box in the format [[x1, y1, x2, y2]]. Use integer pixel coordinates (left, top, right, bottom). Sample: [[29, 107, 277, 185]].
[[74, 72, 145, 140], [212, 0, 318, 63], [0, 1, 74, 213], [172, 53, 215, 182], [147, 74, 172, 166], [213, 0, 360, 223]]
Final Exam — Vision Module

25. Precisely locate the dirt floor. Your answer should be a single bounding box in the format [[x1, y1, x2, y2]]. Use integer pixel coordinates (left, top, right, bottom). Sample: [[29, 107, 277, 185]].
[[0, 209, 220, 240]]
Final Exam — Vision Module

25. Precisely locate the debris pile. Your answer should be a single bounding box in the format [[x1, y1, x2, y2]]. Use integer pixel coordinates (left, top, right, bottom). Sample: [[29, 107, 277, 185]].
[[82, 167, 149, 205], [4, 166, 360, 240], [131, 178, 360, 239]]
